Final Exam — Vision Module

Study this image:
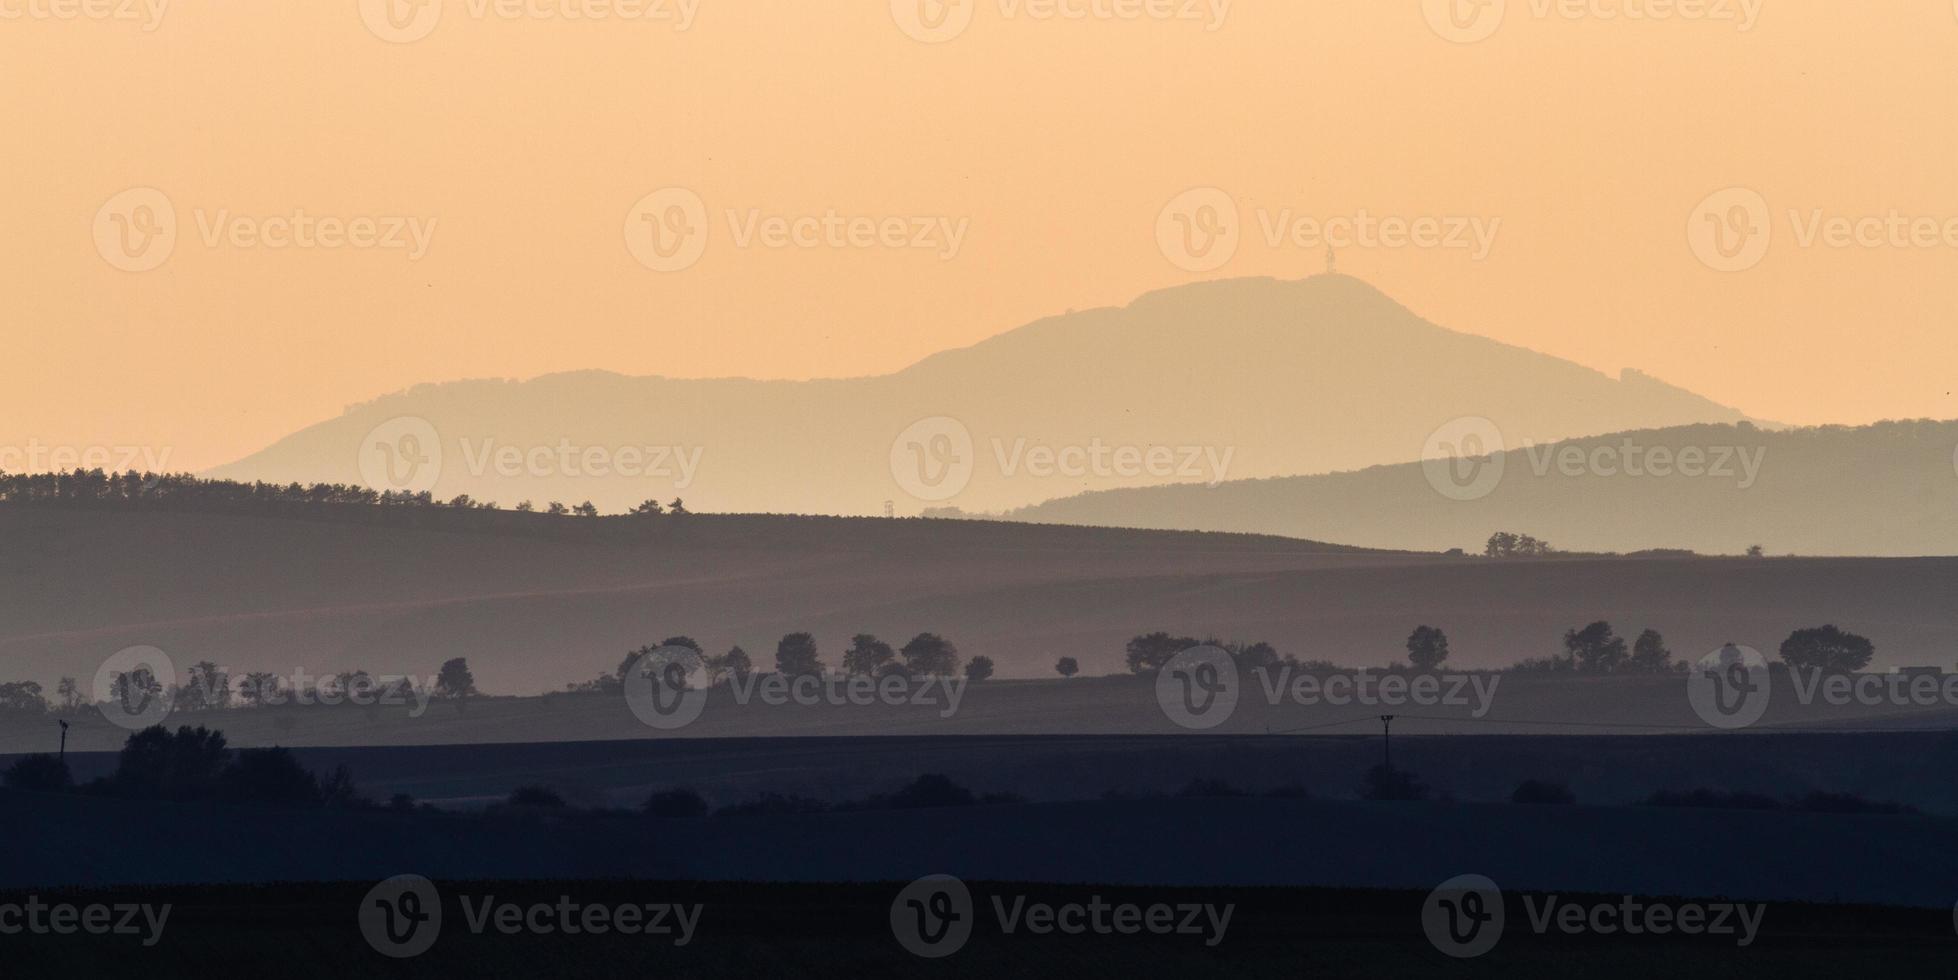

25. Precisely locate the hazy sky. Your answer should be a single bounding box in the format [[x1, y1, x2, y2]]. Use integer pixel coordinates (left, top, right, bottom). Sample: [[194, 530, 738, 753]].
[[4, 1, 1955, 472]]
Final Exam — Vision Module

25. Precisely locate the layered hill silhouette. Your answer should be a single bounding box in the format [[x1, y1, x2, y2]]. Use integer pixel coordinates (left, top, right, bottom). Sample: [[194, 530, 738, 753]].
[[3, 506, 1954, 698], [1009, 419, 1958, 557], [208, 276, 1748, 515]]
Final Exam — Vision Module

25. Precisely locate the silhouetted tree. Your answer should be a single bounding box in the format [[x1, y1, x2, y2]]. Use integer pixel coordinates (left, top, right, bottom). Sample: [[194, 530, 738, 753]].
[[55, 677, 82, 711], [842, 634, 896, 677], [0, 681, 47, 714], [964, 656, 995, 681], [1232, 642, 1281, 671], [109, 725, 230, 801], [1486, 532, 1553, 558], [1629, 629, 1675, 673], [900, 633, 960, 677], [1055, 657, 1080, 678], [707, 646, 753, 685], [775, 633, 824, 678], [1779, 625, 1875, 674], [236, 672, 284, 707], [630, 499, 665, 516], [1124, 632, 1198, 674], [218, 747, 320, 806], [573, 501, 599, 518], [1564, 621, 1628, 673], [435, 658, 478, 699], [1405, 626, 1450, 672], [109, 667, 163, 717], [1746, 544, 1765, 558]]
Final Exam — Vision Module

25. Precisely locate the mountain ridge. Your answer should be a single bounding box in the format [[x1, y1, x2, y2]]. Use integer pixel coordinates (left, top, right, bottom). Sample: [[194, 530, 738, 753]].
[[209, 275, 1754, 516]]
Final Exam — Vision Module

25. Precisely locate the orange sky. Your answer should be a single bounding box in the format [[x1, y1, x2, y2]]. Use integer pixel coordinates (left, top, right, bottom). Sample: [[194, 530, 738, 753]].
[[4, 0, 1956, 472]]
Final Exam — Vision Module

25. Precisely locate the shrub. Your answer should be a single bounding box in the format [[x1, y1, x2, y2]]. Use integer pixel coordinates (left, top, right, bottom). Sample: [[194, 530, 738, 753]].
[[507, 785, 566, 808], [644, 787, 710, 819], [2, 754, 72, 792]]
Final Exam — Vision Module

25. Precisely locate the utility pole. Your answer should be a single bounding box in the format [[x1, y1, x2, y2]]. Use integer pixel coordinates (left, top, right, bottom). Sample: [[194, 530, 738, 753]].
[[1379, 714, 1396, 770], [58, 719, 69, 762]]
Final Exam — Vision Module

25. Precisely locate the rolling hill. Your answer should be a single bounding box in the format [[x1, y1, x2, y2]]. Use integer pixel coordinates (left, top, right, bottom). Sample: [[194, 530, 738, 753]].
[[1007, 419, 1958, 556], [0, 506, 1953, 698]]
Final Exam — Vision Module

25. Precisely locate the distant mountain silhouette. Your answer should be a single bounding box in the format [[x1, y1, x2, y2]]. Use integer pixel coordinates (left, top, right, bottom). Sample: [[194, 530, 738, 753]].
[[1009, 419, 1958, 557], [209, 276, 1751, 515]]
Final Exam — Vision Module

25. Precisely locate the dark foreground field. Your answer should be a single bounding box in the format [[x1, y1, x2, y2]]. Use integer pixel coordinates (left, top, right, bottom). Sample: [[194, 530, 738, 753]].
[[0, 879, 1950, 979], [7, 789, 1958, 907]]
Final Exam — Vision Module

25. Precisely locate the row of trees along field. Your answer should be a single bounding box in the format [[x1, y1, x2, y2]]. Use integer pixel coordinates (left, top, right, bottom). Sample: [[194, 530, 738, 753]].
[[565, 633, 996, 693], [0, 623, 1887, 720], [1098, 621, 1881, 677]]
